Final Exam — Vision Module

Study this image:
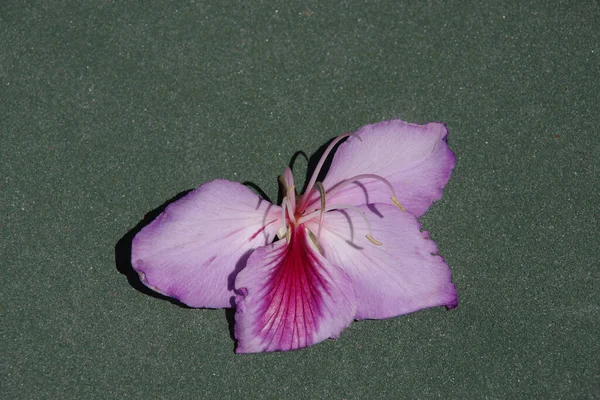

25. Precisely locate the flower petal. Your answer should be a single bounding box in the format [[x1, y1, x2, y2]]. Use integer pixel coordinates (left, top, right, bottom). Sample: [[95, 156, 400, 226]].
[[321, 119, 455, 217], [234, 226, 357, 353], [316, 204, 457, 320], [132, 179, 281, 308]]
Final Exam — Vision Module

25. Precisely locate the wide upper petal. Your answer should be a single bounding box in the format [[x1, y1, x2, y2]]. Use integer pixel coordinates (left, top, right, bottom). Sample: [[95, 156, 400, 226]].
[[131, 179, 281, 308], [234, 226, 357, 353], [316, 203, 457, 320], [319, 119, 455, 217]]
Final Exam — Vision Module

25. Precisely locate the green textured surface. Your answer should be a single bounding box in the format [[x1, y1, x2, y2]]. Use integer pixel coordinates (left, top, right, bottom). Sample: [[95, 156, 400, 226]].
[[2, 1, 599, 398]]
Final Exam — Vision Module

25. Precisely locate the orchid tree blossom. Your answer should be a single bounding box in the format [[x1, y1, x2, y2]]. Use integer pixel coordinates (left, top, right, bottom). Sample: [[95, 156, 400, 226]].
[[132, 119, 457, 353]]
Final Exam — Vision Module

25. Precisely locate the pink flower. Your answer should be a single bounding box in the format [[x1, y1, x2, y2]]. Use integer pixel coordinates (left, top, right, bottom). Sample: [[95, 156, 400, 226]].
[[132, 119, 458, 353]]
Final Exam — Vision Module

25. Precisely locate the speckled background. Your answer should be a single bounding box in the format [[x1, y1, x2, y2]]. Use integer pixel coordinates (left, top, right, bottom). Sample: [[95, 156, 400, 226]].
[[2, 1, 599, 398]]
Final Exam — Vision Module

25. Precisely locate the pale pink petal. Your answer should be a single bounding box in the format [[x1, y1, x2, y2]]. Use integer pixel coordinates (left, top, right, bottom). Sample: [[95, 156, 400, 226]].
[[132, 179, 281, 308], [319, 120, 455, 217], [315, 204, 457, 319], [234, 226, 357, 353]]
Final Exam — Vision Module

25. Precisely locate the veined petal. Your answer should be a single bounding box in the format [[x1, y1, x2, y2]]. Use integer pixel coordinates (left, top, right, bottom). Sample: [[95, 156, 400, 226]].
[[317, 204, 457, 320], [234, 226, 357, 353], [132, 179, 281, 308], [320, 120, 455, 217]]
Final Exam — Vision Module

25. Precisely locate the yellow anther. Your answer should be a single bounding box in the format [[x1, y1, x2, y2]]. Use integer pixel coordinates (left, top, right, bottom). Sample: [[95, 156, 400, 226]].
[[277, 226, 288, 242], [391, 196, 406, 212], [287, 185, 296, 197], [366, 234, 383, 246]]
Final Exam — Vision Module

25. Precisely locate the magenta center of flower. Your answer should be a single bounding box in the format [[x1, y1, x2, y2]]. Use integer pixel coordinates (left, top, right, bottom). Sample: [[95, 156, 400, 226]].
[[255, 224, 328, 349]]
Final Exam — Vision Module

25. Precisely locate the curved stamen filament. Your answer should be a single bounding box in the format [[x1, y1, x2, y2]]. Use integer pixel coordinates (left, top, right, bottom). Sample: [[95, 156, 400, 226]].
[[314, 182, 326, 239], [283, 167, 294, 190], [327, 173, 406, 212], [297, 203, 382, 246], [280, 197, 289, 239], [279, 189, 297, 242], [299, 132, 362, 210], [286, 185, 296, 215]]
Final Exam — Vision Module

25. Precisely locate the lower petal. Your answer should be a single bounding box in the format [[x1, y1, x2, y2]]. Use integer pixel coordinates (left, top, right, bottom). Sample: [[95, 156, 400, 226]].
[[234, 226, 357, 353], [317, 204, 458, 320], [132, 179, 281, 308]]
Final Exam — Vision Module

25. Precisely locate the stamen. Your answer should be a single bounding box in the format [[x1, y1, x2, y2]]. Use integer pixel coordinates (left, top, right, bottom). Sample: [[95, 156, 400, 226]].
[[299, 132, 362, 210], [276, 225, 288, 242], [391, 196, 406, 212], [366, 235, 383, 246], [283, 167, 294, 190], [305, 228, 324, 255], [314, 182, 326, 239], [297, 203, 383, 246], [279, 198, 289, 241], [327, 173, 406, 212], [286, 199, 296, 225], [286, 185, 296, 215]]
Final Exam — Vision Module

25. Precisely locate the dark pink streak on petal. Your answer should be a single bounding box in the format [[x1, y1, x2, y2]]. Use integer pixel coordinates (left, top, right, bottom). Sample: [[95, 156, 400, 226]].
[[257, 227, 328, 349], [234, 225, 357, 353], [248, 219, 277, 242]]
